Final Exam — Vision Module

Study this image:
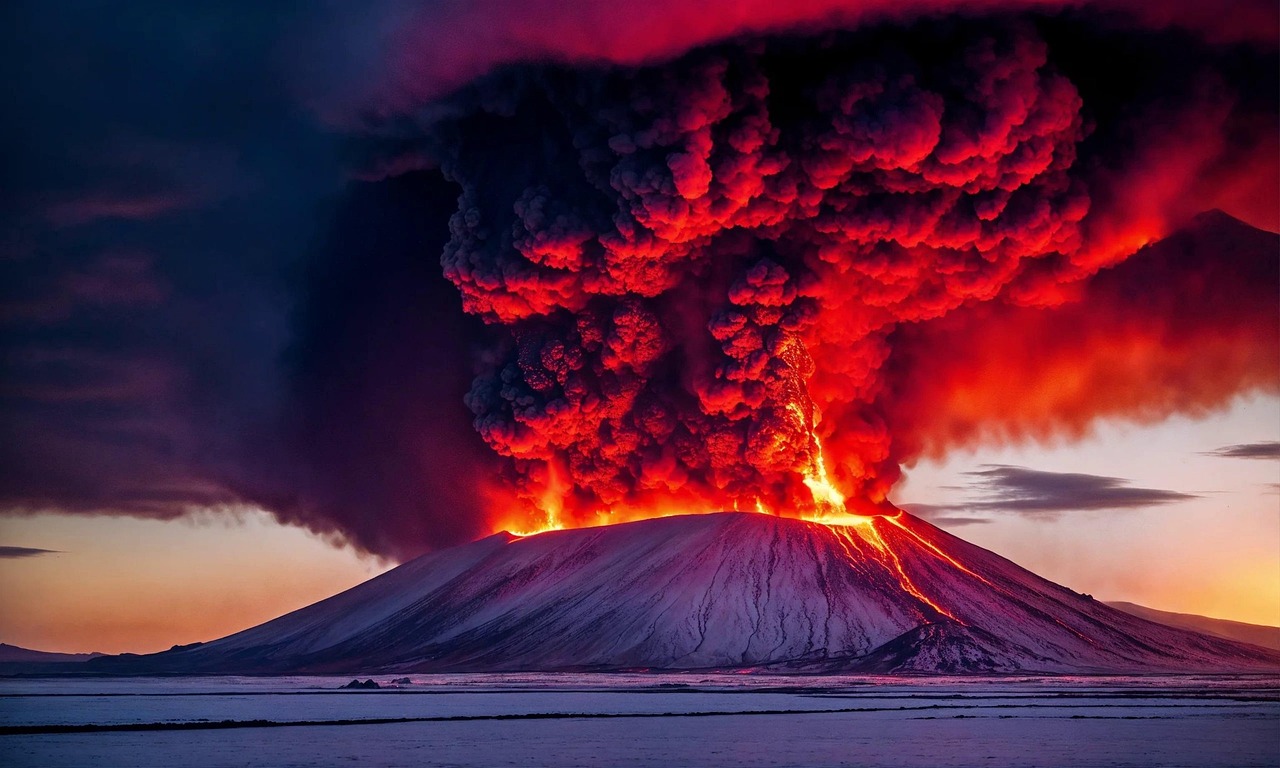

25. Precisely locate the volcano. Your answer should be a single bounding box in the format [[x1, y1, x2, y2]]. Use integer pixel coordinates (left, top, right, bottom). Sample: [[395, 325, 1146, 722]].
[[95, 511, 1279, 675]]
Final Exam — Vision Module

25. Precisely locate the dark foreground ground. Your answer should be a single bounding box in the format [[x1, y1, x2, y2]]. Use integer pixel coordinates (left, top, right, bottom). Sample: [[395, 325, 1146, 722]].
[[1, 674, 1276, 767]]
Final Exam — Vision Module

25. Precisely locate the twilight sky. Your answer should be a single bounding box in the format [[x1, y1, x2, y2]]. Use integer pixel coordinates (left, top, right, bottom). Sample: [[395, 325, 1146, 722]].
[[1, 1, 1277, 654]]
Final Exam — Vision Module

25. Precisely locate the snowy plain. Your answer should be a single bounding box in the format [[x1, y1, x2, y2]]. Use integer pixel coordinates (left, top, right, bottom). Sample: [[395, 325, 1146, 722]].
[[1, 674, 1276, 767]]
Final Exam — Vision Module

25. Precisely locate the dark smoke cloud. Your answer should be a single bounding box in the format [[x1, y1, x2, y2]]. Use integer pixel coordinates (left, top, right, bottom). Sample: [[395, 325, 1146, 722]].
[[0, 546, 60, 559], [2, 2, 1277, 558], [0, 0, 502, 558], [436, 20, 1092, 519], [956, 465, 1197, 515], [315, 0, 1278, 123], [1, 2, 502, 559], [1203, 443, 1280, 460], [1, 2, 327, 522], [245, 173, 502, 556]]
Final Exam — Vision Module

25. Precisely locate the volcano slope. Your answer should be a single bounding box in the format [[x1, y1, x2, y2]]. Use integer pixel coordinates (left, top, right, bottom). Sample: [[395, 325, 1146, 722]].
[[97, 512, 1279, 674]]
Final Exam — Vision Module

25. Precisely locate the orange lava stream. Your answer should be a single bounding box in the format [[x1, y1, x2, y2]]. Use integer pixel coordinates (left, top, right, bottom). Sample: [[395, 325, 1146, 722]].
[[882, 515, 994, 588], [881, 513, 1102, 648], [802, 435, 846, 511], [827, 518, 962, 624]]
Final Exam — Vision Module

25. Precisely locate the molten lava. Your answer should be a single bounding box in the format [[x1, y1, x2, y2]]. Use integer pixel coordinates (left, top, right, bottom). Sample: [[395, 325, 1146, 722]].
[[499, 408, 886, 536], [801, 435, 845, 513]]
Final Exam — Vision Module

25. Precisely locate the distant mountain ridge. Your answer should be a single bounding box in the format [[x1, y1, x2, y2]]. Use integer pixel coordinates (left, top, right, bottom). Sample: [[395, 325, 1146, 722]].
[[90, 512, 1280, 675], [0, 643, 102, 663], [1105, 602, 1280, 652]]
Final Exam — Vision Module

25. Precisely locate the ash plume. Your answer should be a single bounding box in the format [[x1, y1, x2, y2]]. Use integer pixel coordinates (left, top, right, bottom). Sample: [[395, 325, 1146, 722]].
[[366, 17, 1278, 527], [3, 3, 1276, 558], [884, 209, 1280, 460]]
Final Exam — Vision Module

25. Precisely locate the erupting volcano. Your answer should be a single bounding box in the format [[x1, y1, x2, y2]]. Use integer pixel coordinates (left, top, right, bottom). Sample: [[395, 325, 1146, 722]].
[[101, 18, 1273, 677], [99, 510, 1280, 674], [6, 11, 1280, 768], [83, 9, 1279, 678]]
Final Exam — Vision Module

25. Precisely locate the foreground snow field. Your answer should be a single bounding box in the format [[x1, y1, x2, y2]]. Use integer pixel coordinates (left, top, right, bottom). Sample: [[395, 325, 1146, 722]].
[[1, 674, 1276, 767]]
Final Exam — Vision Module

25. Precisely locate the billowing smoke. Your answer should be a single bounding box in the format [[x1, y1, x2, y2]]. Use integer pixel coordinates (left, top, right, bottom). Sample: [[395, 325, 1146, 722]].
[[885, 209, 1280, 459], [366, 18, 1276, 527], [4, 4, 1276, 559]]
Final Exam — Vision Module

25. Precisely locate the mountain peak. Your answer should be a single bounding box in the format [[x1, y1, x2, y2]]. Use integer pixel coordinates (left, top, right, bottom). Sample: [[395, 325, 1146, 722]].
[[93, 511, 1280, 675]]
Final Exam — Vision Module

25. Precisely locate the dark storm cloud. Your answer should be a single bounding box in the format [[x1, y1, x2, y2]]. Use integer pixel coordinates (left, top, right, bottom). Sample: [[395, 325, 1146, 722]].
[[1, 2, 498, 558], [241, 172, 501, 557], [956, 465, 1197, 515], [0, 546, 60, 559], [925, 516, 992, 527], [1, 1, 337, 521], [1203, 442, 1280, 460]]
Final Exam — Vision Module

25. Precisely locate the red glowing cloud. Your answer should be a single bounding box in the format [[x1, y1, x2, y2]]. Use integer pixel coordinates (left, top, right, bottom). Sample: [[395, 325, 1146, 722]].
[[397, 17, 1279, 533], [883, 210, 1280, 461], [358, 0, 1278, 119]]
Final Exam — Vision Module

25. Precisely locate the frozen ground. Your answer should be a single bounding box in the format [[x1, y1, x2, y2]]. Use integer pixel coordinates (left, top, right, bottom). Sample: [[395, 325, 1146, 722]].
[[1, 674, 1276, 767]]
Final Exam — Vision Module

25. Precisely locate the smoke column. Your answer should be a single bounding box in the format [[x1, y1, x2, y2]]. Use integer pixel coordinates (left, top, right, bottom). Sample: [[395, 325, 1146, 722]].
[[376, 18, 1277, 531]]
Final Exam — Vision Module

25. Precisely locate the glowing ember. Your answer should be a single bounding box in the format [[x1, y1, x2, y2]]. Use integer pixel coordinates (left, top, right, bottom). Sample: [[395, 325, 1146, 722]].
[[504, 408, 878, 536]]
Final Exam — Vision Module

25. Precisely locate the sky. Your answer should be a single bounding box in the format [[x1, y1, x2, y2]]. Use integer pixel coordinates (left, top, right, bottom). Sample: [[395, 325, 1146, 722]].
[[1, 1, 1277, 654]]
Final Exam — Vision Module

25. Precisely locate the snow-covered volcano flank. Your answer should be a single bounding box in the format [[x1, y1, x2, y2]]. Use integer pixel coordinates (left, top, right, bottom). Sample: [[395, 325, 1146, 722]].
[[103, 512, 1279, 674]]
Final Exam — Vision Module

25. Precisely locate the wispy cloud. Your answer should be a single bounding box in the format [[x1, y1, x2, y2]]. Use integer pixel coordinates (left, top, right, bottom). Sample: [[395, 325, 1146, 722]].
[[0, 546, 61, 559], [955, 465, 1196, 517], [898, 503, 991, 527], [922, 515, 992, 527], [1202, 442, 1280, 460]]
